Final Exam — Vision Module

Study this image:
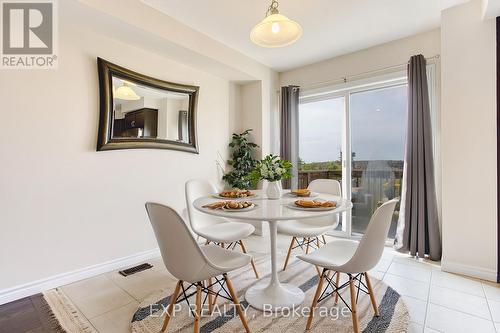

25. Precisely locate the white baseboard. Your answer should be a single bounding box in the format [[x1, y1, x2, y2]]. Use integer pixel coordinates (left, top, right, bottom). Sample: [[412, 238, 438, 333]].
[[0, 248, 161, 306], [441, 260, 497, 282]]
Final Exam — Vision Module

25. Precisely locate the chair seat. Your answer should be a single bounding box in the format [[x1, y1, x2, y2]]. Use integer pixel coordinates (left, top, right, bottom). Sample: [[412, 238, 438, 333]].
[[185, 244, 252, 282], [277, 219, 333, 238], [202, 244, 252, 272], [298, 239, 359, 270], [197, 222, 255, 243]]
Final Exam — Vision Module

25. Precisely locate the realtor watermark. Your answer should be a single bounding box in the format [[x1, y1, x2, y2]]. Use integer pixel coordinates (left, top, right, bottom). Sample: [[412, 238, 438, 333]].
[[1, 0, 57, 69], [148, 303, 352, 321]]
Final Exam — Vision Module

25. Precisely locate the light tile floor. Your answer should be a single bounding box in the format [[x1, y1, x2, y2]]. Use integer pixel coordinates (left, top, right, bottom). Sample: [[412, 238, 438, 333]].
[[58, 234, 500, 333]]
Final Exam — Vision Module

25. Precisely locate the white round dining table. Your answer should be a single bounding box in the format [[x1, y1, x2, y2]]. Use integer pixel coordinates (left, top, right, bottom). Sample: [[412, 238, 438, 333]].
[[193, 189, 353, 311]]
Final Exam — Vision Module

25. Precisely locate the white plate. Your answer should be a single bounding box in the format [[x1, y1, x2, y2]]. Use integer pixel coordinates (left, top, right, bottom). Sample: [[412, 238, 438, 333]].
[[285, 191, 319, 198], [222, 203, 258, 212], [286, 202, 338, 211], [211, 193, 257, 199]]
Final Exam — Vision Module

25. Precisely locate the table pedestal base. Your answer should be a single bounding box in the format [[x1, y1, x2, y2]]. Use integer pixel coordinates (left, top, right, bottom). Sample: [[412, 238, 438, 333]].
[[244, 220, 304, 311], [245, 278, 305, 311]]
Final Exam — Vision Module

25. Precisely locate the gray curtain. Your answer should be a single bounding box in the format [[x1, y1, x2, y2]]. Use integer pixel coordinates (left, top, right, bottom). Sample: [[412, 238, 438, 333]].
[[396, 55, 441, 260], [280, 86, 300, 189]]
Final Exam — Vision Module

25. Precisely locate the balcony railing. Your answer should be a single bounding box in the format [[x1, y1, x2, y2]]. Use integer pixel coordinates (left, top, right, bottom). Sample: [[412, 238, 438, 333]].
[[298, 168, 403, 238], [298, 169, 403, 194]]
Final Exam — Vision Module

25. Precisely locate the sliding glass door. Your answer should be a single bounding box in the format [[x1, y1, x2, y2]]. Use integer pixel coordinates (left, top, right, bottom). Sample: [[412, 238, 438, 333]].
[[298, 77, 408, 238], [350, 85, 407, 237], [298, 95, 348, 233]]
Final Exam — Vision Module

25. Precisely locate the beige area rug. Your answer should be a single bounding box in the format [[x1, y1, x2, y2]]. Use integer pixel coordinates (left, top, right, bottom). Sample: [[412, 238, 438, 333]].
[[39, 288, 98, 333], [131, 254, 410, 333]]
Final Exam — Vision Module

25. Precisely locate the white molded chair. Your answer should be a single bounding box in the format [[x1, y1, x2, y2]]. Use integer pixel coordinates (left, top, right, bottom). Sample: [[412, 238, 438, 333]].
[[279, 179, 342, 271], [298, 199, 398, 333], [185, 179, 259, 278], [146, 202, 251, 333]]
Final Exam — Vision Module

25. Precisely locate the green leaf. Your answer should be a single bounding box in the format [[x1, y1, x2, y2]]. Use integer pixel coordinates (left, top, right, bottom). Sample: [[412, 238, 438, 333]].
[[222, 129, 259, 189]]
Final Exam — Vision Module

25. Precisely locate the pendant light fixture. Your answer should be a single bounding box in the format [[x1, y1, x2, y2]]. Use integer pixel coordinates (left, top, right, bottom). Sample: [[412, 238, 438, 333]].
[[115, 82, 140, 101], [250, 0, 302, 48]]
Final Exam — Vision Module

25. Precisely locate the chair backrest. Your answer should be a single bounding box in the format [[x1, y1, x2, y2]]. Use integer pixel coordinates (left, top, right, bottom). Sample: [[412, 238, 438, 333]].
[[342, 199, 398, 273], [308, 179, 341, 196], [145, 202, 210, 282], [305, 179, 342, 227], [185, 179, 225, 233]]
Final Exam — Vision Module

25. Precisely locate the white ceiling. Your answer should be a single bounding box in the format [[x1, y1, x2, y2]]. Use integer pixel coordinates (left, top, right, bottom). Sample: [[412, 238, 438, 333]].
[[142, 0, 463, 72]]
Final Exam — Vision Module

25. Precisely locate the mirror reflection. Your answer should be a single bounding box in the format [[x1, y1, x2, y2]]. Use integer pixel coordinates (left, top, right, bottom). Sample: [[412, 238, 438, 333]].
[[111, 75, 191, 143]]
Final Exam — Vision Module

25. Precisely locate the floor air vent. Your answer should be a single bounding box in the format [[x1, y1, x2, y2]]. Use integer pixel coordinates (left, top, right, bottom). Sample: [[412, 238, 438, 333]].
[[119, 263, 153, 277]]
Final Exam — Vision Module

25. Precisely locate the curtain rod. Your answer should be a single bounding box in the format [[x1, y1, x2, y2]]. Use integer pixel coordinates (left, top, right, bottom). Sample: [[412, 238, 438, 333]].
[[280, 54, 440, 92]]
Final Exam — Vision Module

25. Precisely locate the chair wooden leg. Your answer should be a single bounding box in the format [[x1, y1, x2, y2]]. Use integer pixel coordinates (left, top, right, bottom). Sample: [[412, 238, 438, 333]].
[[161, 280, 182, 332], [306, 268, 326, 330], [314, 237, 321, 275], [224, 274, 250, 333], [322, 235, 327, 244], [364, 272, 379, 316], [349, 275, 360, 333], [239, 240, 259, 278], [334, 272, 340, 304], [283, 237, 295, 271], [193, 283, 202, 333], [207, 278, 214, 314]]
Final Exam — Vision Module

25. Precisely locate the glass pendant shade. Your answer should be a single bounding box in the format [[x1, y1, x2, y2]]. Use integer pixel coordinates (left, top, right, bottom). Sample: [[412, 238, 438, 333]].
[[115, 83, 140, 101], [250, 12, 302, 48]]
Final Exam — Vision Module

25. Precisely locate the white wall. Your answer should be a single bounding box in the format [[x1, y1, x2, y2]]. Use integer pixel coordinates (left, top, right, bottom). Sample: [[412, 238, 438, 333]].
[[0, 0, 281, 302], [165, 98, 188, 141], [228, 82, 242, 137], [280, 29, 441, 87], [0, 10, 233, 293], [120, 97, 161, 113], [440, 0, 497, 281], [79, 0, 279, 158], [240, 82, 264, 159], [158, 98, 168, 139], [230, 78, 279, 159]]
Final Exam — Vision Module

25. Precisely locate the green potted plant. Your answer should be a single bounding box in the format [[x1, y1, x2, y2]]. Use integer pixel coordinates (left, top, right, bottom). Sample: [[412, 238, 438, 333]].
[[222, 129, 259, 189], [249, 154, 292, 199]]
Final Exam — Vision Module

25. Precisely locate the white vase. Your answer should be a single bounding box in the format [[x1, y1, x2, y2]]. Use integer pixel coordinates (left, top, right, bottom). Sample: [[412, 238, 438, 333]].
[[266, 181, 282, 200]]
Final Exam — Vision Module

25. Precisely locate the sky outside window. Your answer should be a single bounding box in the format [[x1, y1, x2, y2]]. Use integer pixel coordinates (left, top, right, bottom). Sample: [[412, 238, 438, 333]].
[[299, 85, 407, 163], [299, 97, 344, 163], [351, 85, 408, 161]]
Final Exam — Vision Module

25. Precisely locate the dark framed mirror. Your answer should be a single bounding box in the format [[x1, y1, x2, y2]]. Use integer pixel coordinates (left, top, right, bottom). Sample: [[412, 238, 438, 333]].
[[96, 58, 199, 153]]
